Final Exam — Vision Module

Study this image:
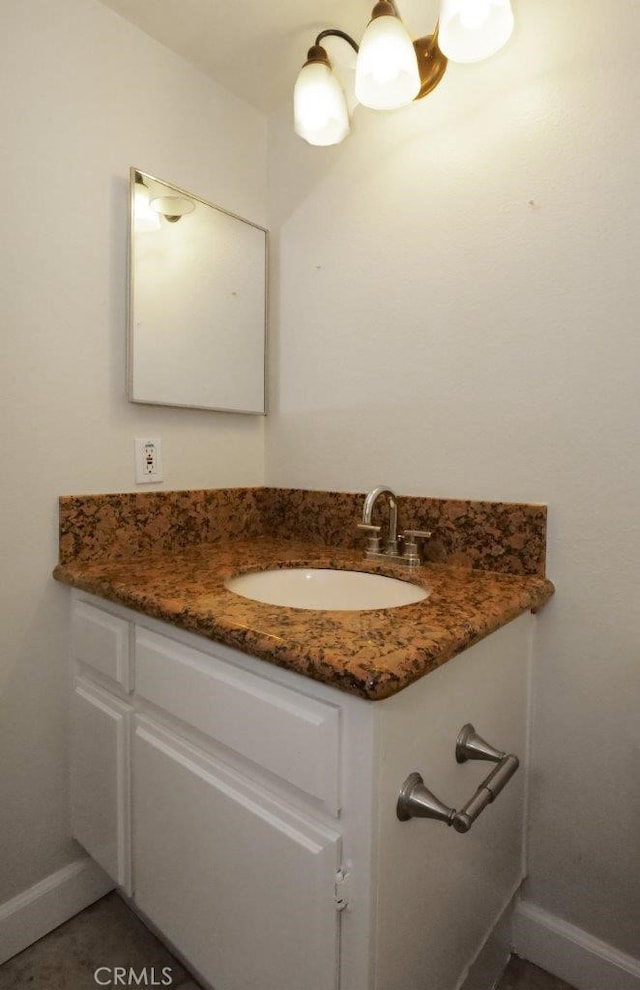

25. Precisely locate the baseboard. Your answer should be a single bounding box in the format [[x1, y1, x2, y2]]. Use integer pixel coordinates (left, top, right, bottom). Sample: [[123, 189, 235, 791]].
[[0, 857, 114, 965], [513, 900, 640, 990]]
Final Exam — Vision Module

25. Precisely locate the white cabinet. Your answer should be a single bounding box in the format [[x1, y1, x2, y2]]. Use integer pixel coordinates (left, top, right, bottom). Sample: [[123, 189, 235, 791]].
[[373, 614, 530, 990], [69, 598, 133, 890], [135, 628, 341, 814], [68, 591, 534, 990], [72, 599, 131, 690], [70, 679, 131, 892], [133, 717, 341, 990]]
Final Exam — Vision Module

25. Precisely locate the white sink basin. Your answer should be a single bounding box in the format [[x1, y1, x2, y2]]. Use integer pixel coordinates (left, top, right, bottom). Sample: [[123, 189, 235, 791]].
[[225, 568, 428, 611]]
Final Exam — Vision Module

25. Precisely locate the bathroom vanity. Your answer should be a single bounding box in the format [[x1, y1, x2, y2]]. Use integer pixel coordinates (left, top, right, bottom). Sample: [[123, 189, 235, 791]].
[[69, 593, 533, 990], [57, 487, 552, 990]]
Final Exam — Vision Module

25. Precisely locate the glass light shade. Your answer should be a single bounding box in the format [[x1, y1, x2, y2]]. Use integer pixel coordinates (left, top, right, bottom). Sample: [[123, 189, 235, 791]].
[[355, 15, 420, 110], [438, 0, 514, 63], [294, 60, 350, 146], [150, 195, 196, 220], [134, 182, 160, 232]]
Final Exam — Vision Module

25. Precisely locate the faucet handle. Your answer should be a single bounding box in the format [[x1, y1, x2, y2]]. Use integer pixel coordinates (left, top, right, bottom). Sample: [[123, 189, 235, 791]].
[[357, 522, 382, 553], [401, 529, 432, 566]]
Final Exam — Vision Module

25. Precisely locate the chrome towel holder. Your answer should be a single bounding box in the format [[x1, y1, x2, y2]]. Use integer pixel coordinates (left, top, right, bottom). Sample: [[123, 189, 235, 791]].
[[396, 724, 519, 834]]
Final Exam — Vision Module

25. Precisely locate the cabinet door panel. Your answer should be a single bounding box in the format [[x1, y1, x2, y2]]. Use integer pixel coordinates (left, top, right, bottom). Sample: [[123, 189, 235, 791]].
[[72, 599, 131, 690], [133, 718, 341, 990], [70, 680, 131, 891], [135, 629, 341, 813]]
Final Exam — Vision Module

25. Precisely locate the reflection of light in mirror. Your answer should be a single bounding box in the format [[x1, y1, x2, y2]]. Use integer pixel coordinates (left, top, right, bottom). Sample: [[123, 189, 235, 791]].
[[150, 195, 196, 223], [134, 175, 160, 232]]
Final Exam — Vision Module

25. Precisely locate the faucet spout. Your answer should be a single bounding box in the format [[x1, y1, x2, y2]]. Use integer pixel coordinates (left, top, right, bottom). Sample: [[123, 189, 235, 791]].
[[358, 485, 430, 568], [362, 486, 398, 554]]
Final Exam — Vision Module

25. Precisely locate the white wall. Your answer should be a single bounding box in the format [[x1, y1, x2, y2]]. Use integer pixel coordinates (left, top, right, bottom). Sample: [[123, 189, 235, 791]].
[[267, 0, 640, 963], [0, 0, 266, 905]]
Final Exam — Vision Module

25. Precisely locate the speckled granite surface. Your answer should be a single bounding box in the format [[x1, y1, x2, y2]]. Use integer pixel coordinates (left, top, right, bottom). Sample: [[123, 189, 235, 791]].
[[59, 487, 548, 576], [59, 488, 264, 564], [54, 531, 553, 701]]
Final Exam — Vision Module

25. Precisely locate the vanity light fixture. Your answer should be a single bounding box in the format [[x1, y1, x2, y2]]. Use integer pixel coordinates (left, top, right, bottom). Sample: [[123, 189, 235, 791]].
[[293, 0, 514, 146], [355, 1, 421, 110], [293, 29, 358, 146]]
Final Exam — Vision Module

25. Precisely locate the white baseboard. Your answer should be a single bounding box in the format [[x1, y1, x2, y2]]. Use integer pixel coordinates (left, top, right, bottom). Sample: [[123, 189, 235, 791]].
[[0, 857, 114, 965], [513, 900, 640, 990]]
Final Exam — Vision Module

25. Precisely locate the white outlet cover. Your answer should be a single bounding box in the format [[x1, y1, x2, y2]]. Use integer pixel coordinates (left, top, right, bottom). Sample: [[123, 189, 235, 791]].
[[135, 437, 163, 484]]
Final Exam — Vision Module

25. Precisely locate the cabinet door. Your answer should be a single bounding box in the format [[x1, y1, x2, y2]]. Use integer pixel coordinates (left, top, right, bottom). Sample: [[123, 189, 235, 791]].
[[70, 680, 131, 891], [133, 717, 341, 990]]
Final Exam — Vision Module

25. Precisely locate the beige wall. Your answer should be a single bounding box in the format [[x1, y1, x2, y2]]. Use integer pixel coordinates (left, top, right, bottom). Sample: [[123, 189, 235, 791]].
[[0, 0, 266, 903], [267, 0, 640, 962]]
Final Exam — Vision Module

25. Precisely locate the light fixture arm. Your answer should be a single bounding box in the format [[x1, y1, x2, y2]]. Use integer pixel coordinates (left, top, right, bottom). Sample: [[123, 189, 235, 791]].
[[314, 29, 359, 54]]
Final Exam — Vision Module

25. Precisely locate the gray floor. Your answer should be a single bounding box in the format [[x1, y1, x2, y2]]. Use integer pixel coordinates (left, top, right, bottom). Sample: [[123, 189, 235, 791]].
[[0, 893, 200, 990], [497, 955, 577, 990], [0, 891, 576, 990]]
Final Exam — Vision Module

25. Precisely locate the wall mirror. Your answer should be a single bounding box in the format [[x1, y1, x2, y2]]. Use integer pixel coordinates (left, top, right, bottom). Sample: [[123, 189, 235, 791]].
[[128, 168, 267, 414]]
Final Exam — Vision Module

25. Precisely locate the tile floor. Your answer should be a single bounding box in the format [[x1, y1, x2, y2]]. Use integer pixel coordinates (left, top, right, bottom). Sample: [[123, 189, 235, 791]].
[[0, 891, 577, 990]]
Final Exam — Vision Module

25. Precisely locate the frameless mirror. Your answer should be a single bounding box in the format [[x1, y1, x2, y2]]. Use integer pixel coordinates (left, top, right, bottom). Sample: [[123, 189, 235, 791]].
[[128, 168, 267, 413]]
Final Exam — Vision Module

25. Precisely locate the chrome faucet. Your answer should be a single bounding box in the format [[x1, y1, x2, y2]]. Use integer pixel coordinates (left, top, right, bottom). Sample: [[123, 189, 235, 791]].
[[361, 486, 399, 555], [358, 486, 432, 569]]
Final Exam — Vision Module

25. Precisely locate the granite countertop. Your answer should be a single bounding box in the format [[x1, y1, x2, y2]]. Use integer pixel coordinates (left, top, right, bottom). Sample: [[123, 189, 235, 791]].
[[54, 536, 554, 701]]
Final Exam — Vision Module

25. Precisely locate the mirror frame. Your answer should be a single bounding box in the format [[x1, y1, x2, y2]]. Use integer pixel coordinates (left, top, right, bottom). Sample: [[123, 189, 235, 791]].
[[127, 167, 268, 414]]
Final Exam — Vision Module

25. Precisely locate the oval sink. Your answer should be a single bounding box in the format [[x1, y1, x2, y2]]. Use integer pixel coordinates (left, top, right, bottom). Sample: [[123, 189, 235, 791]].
[[225, 568, 428, 611]]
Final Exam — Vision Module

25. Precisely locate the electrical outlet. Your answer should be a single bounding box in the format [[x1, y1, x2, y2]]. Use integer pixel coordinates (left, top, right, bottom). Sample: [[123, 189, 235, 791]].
[[135, 438, 163, 484]]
